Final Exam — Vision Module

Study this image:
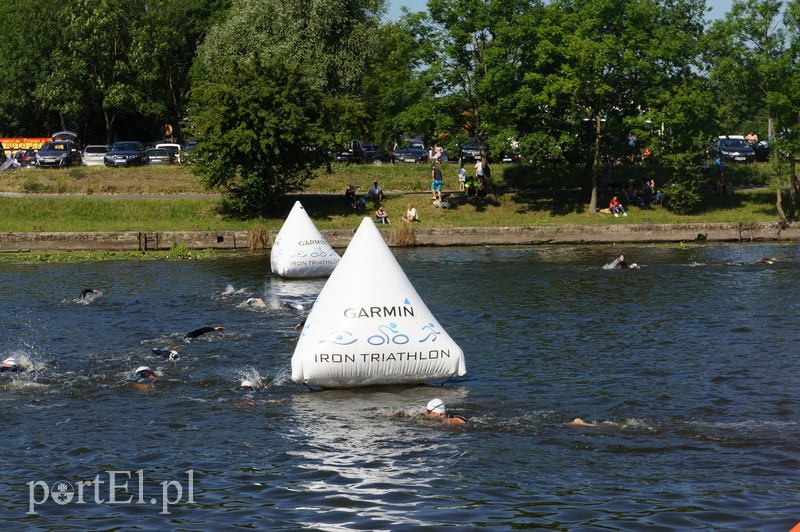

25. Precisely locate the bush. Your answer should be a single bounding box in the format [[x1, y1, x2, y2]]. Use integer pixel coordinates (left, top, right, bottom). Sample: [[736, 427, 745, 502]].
[[248, 224, 270, 250], [660, 152, 704, 214], [389, 222, 415, 246]]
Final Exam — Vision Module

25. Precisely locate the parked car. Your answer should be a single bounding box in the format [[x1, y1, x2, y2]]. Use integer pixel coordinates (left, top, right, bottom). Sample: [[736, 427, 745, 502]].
[[183, 140, 199, 163], [156, 143, 182, 164], [752, 140, 771, 162], [104, 141, 147, 167], [16, 148, 38, 168], [332, 140, 365, 163], [362, 143, 388, 165], [710, 135, 755, 164], [51, 130, 79, 144], [392, 138, 428, 163], [146, 148, 173, 165], [500, 151, 521, 163], [36, 140, 82, 168], [459, 140, 489, 164], [82, 145, 109, 166]]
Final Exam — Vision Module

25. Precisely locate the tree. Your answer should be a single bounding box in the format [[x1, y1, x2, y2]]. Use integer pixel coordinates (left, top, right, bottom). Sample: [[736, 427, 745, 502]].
[[195, 0, 385, 95], [524, 0, 706, 213], [361, 18, 440, 151], [190, 56, 328, 217], [425, 0, 534, 178]]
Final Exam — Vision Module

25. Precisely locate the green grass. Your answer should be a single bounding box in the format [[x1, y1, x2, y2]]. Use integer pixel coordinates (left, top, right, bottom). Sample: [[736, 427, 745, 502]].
[[2, 187, 777, 233], [0, 161, 789, 232]]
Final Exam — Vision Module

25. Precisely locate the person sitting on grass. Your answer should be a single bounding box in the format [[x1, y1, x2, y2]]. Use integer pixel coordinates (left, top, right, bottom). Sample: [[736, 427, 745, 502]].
[[375, 203, 391, 224], [368, 181, 384, 203], [344, 184, 358, 209], [402, 203, 419, 223], [609, 195, 627, 217]]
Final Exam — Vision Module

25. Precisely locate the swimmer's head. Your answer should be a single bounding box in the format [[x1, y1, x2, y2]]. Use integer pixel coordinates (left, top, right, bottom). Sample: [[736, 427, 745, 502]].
[[167, 350, 179, 362], [426, 398, 446, 415], [1, 357, 18, 370], [240, 379, 258, 392], [80, 288, 102, 299], [133, 366, 158, 381]]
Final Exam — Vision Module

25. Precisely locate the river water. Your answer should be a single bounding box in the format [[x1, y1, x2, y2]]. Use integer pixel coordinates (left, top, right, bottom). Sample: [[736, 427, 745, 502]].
[[1, 243, 799, 530]]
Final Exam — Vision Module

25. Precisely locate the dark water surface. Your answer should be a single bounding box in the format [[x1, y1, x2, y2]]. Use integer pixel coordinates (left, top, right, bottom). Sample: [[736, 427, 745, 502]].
[[1, 243, 799, 530]]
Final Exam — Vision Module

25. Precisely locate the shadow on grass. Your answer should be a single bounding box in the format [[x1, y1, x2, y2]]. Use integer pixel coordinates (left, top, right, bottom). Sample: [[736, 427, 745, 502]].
[[271, 194, 365, 221], [507, 190, 589, 216], [695, 188, 777, 216]]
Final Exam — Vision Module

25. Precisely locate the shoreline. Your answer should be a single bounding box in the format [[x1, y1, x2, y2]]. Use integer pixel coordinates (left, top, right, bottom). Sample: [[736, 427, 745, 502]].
[[0, 221, 796, 253]]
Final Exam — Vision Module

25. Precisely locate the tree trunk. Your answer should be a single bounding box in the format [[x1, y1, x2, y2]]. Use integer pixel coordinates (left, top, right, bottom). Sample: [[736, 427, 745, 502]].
[[588, 113, 602, 215], [776, 186, 787, 223], [789, 158, 797, 220], [104, 111, 117, 146]]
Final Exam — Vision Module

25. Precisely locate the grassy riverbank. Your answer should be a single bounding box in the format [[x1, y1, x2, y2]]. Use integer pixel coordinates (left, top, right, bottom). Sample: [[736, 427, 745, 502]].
[[0, 162, 784, 232]]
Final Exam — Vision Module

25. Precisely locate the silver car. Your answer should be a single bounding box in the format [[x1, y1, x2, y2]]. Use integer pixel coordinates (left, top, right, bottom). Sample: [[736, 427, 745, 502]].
[[146, 148, 173, 165], [82, 145, 109, 166]]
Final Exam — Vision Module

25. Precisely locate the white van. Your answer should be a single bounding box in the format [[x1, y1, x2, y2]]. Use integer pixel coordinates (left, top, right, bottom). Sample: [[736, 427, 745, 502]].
[[155, 143, 182, 164]]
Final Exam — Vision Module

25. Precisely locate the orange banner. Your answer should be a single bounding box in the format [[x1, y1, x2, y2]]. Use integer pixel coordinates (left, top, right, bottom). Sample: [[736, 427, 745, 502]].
[[1, 138, 50, 151]]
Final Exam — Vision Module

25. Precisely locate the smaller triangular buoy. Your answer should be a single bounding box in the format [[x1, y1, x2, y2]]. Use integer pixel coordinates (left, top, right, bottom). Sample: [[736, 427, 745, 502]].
[[271, 201, 341, 278]]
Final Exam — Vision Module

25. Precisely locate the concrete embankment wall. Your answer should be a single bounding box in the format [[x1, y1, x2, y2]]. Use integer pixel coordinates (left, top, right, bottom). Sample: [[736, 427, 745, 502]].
[[0, 222, 797, 253]]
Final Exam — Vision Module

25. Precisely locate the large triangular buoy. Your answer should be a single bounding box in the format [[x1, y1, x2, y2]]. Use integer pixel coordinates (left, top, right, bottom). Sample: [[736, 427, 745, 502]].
[[271, 201, 341, 278], [291, 217, 466, 388]]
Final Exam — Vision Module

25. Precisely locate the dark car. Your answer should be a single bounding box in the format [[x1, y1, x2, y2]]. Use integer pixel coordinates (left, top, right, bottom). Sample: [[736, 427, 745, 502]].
[[332, 140, 365, 163], [146, 148, 173, 165], [16, 148, 38, 168], [392, 138, 427, 163], [752, 140, 771, 162], [36, 140, 82, 168], [362, 143, 388, 165], [104, 141, 147, 167], [710, 136, 755, 163], [459, 140, 489, 164], [500, 151, 521, 163]]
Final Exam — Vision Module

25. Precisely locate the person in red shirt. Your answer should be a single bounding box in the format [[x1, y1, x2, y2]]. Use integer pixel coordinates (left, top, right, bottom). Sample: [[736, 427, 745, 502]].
[[609, 195, 627, 217]]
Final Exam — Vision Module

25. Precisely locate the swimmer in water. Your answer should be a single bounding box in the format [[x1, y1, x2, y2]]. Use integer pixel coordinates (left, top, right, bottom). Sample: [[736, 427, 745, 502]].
[[283, 301, 305, 311], [754, 257, 777, 265], [0, 357, 22, 372], [152, 348, 180, 361], [606, 254, 638, 270], [184, 326, 224, 340], [132, 366, 159, 383], [245, 298, 266, 308], [564, 417, 598, 427], [79, 288, 102, 301], [426, 398, 467, 426], [240, 379, 258, 392]]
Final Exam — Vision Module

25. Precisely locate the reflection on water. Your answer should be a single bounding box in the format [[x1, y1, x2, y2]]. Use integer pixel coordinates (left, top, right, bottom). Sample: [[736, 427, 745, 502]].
[[0, 245, 799, 530]]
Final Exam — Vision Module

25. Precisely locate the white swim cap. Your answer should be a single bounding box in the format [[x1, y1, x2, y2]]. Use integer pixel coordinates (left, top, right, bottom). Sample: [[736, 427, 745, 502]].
[[1, 357, 17, 367], [241, 379, 257, 389], [134, 366, 151, 375], [426, 398, 446, 414], [168, 350, 180, 361]]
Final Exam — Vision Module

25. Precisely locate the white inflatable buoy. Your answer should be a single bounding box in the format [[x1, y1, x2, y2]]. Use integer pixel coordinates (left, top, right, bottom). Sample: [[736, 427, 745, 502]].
[[271, 201, 341, 278], [291, 217, 466, 388]]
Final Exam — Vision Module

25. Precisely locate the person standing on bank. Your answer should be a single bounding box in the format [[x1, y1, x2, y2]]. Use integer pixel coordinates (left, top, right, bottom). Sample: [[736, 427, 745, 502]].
[[431, 164, 443, 202]]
